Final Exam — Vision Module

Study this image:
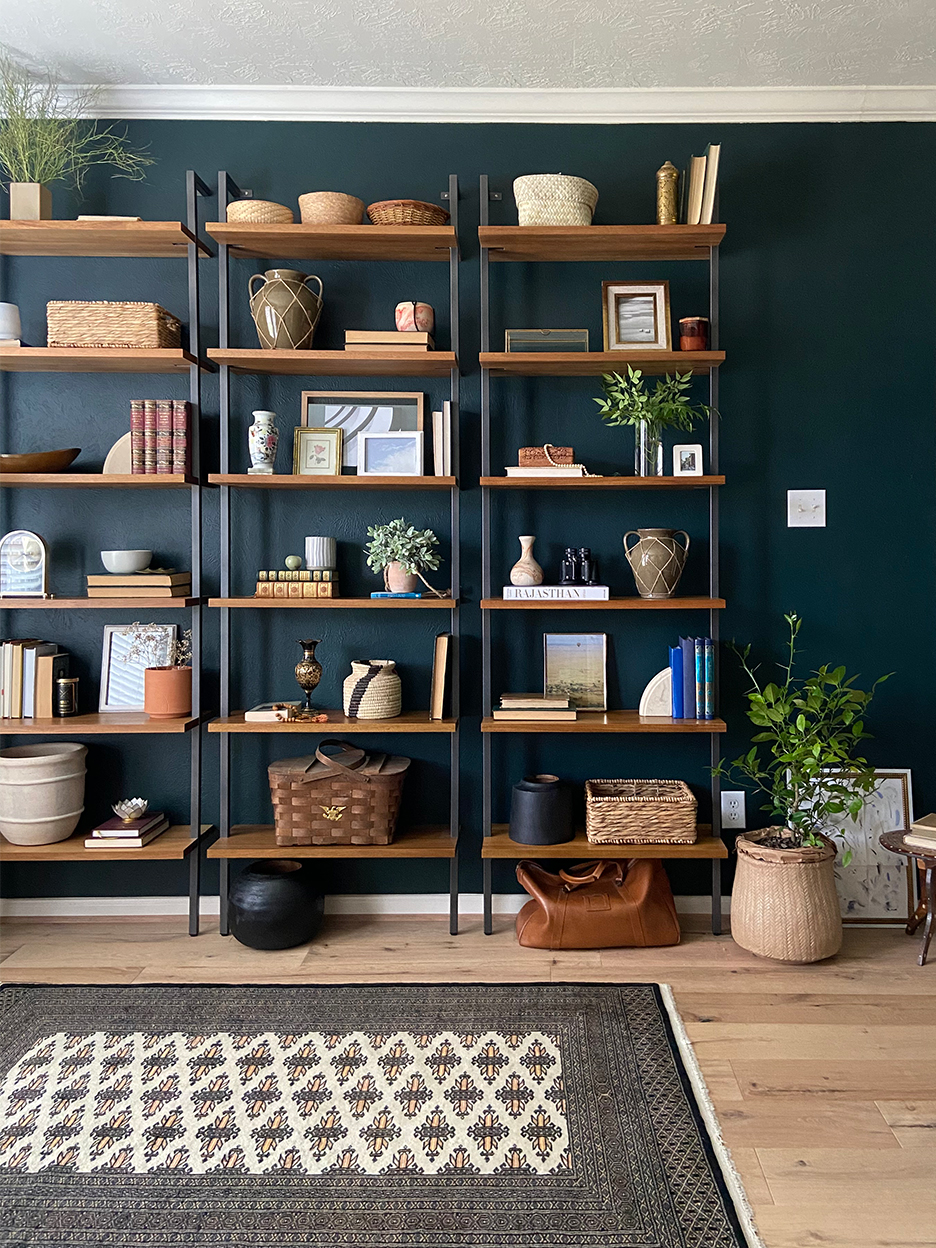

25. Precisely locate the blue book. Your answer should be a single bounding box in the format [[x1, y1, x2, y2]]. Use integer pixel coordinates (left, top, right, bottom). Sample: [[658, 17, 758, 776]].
[[694, 638, 705, 719], [680, 637, 695, 720], [703, 638, 715, 719], [669, 645, 683, 718], [370, 592, 422, 598]]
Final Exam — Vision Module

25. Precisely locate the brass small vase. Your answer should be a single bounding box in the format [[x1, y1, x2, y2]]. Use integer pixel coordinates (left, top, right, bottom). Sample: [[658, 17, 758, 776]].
[[294, 639, 323, 710]]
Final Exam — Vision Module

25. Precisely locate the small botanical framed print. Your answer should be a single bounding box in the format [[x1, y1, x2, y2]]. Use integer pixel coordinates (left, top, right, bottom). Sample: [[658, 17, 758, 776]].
[[357, 430, 424, 476], [602, 281, 671, 351], [293, 427, 342, 476], [673, 444, 704, 476], [544, 632, 608, 711]]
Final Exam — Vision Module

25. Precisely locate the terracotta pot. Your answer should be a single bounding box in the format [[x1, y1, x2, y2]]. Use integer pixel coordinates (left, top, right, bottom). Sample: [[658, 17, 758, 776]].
[[248, 269, 323, 350], [384, 561, 419, 593], [731, 828, 843, 963], [623, 528, 690, 599], [144, 666, 192, 720]]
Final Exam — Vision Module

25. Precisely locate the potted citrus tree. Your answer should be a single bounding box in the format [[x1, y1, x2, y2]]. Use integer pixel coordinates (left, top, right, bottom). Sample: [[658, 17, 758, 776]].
[[716, 613, 889, 962], [122, 625, 193, 720], [364, 518, 444, 595]]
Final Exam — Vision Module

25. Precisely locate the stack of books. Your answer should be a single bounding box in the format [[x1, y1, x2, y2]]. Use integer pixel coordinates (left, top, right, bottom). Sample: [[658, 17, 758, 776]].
[[680, 143, 721, 226], [130, 400, 191, 476], [1, 641, 69, 719], [344, 330, 434, 354], [84, 811, 169, 849], [668, 637, 715, 720], [431, 402, 453, 476], [905, 814, 936, 854], [87, 569, 191, 599], [493, 694, 577, 722], [504, 463, 584, 479]]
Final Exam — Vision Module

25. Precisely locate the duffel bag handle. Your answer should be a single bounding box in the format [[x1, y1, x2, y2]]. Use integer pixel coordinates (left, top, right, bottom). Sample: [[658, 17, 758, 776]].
[[299, 739, 369, 782], [559, 860, 625, 890]]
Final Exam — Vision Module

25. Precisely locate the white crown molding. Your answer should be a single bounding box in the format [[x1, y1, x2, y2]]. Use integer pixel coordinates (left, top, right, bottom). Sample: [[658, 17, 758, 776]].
[[65, 84, 936, 124]]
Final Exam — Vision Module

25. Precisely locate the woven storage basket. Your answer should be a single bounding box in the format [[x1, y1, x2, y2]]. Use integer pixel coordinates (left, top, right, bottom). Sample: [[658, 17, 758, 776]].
[[585, 779, 698, 844], [731, 829, 842, 963], [342, 660, 402, 720], [47, 301, 181, 349], [367, 199, 450, 226], [227, 199, 294, 224], [299, 192, 364, 225], [269, 739, 410, 847], [513, 174, 599, 227]]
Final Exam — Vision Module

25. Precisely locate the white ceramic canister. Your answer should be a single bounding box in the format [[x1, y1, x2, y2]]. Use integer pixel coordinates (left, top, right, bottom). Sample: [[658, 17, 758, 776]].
[[305, 536, 337, 570]]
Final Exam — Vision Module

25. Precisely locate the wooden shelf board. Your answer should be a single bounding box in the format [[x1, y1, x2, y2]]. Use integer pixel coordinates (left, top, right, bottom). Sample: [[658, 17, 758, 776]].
[[208, 349, 456, 377], [1, 597, 203, 609], [0, 473, 199, 489], [481, 351, 723, 377], [483, 826, 726, 859], [210, 711, 456, 734], [479, 224, 725, 263], [207, 222, 456, 262], [0, 220, 210, 258], [0, 824, 213, 862], [208, 824, 456, 860], [209, 596, 454, 609], [0, 712, 201, 734], [0, 348, 206, 374], [482, 596, 725, 610], [482, 711, 724, 734], [482, 475, 724, 489], [209, 473, 456, 490]]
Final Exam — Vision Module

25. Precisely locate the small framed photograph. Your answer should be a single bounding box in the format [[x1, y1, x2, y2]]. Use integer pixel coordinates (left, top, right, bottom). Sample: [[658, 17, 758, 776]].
[[293, 427, 342, 476], [544, 632, 608, 711], [602, 281, 671, 351], [357, 430, 424, 476], [673, 443, 704, 476], [301, 391, 424, 470], [99, 623, 177, 712]]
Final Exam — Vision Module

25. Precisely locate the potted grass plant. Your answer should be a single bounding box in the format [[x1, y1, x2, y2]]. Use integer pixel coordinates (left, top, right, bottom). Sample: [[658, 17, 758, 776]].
[[594, 365, 715, 476], [715, 613, 889, 962], [0, 56, 153, 219], [364, 518, 444, 595], [122, 624, 193, 720]]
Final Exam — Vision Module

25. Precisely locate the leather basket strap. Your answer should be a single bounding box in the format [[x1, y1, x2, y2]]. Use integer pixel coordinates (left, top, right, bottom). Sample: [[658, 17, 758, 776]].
[[302, 739, 369, 782]]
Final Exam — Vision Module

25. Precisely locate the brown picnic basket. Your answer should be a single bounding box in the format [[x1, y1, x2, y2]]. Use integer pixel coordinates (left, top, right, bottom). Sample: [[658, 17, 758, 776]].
[[584, 779, 698, 845], [268, 739, 410, 846]]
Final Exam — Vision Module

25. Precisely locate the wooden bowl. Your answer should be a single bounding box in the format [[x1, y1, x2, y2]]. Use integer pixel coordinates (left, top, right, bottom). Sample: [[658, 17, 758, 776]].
[[0, 448, 80, 474]]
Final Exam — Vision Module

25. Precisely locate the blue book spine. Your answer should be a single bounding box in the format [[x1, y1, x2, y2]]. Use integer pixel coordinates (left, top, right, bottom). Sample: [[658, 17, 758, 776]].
[[669, 645, 683, 718], [680, 637, 695, 720], [703, 638, 715, 719], [694, 638, 705, 718], [370, 591, 421, 598]]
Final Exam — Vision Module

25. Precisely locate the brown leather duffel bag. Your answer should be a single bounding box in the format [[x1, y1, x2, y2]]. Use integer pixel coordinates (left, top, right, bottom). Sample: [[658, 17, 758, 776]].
[[515, 858, 681, 949]]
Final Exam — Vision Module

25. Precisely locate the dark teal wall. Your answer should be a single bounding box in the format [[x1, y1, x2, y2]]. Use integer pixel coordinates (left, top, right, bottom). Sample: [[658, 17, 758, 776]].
[[2, 120, 934, 901]]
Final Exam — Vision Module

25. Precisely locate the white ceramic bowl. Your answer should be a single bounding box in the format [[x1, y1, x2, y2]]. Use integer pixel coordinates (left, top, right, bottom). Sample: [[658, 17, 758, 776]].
[[101, 549, 152, 574]]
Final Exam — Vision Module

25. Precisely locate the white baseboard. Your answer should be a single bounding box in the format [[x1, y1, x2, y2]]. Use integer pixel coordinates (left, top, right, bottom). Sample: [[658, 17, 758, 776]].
[[0, 893, 729, 919]]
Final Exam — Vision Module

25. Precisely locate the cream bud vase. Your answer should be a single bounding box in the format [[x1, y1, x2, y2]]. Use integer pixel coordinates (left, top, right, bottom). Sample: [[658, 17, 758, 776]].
[[510, 535, 544, 587], [343, 660, 402, 719], [248, 410, 278, 474]]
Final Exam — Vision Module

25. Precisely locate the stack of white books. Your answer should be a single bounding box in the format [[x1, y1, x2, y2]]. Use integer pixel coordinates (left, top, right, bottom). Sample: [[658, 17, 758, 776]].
[[431, 402, 453, 476], [504, 464, 585, 478], [492, 694, 577, 722], [502, 584, 609, 601]]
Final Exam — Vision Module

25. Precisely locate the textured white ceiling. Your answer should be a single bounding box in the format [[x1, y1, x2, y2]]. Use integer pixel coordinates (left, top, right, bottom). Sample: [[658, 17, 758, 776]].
[[3, 0, 935, 89]]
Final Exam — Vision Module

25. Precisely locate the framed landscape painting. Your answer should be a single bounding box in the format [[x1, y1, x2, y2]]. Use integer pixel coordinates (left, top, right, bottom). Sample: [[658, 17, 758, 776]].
[[826, 769, 915, 924], [543, 633, 607, 711]]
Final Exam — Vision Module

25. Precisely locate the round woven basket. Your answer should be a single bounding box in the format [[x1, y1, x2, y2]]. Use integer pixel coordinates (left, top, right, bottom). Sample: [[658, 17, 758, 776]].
[[298, 192, 365, 225], [343, 660, 402, 720], [367, 199, 450, 227], [513, 174, 599, 227], [731, 829, 843, 963], [226, 199, 294, 224]]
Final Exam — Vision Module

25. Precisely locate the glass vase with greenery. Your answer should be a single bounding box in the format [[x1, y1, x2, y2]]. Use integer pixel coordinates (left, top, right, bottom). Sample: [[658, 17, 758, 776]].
[[714, 613, 889, 862], [594, 366, 716, 476], [364, 518, 444, 595]]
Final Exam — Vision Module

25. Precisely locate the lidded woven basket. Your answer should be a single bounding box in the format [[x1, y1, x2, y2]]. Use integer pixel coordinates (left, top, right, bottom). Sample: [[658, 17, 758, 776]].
[[585, 779, 698, 844], [269, 739, 410, 846], [299, 192, 365, 224], [47, 301, 181, 349], [513, 174, 599, 227], [226, 199, 294, 224]]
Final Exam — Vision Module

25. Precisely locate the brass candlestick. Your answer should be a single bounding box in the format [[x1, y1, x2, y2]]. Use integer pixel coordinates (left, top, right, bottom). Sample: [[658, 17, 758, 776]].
[[656, 161, 679, 225]]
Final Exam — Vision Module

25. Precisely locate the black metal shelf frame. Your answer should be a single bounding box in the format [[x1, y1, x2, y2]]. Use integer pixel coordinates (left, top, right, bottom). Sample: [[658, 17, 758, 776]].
[[478, 174, 723, 935], [215, 173, 462, 935]]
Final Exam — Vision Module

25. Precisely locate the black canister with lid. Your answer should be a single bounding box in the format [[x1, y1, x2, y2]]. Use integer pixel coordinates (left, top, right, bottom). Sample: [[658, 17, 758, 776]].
[[509, 774, 574, 845]]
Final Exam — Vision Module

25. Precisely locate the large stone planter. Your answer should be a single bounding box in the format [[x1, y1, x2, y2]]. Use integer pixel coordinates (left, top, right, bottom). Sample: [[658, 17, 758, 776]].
[[0, 743, 86, 845]]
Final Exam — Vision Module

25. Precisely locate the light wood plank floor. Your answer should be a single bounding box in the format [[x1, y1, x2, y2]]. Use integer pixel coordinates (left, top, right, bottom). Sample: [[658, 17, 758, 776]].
[[1, 916, 934, 1248]]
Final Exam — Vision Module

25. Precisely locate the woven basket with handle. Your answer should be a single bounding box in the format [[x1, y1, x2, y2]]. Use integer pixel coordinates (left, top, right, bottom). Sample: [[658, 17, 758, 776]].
[[366, 199, 450, 226], [47, 301, 181, 349], [269, 739, 410, 846], [585, 779, 698, 844]]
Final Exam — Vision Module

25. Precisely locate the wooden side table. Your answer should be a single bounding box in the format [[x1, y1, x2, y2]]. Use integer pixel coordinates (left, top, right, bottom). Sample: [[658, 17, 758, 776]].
[[880, 831, 935, 966]]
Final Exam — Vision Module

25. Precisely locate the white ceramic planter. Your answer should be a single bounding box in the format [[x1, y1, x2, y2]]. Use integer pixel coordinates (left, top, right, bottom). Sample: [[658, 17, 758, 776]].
[[0, 743, 87, 845]]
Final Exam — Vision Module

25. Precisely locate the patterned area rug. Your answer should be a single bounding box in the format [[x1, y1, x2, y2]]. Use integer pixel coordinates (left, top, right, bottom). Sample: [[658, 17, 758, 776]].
[[0, 983, 760, 1247]]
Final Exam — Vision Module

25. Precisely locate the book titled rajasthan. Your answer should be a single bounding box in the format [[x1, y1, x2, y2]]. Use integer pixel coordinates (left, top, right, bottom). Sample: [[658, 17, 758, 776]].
[[502, 585, 610, 600]]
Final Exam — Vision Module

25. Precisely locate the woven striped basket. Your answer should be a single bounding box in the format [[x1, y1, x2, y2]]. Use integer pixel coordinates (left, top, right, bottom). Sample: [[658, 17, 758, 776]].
[[367, 199, 450, 226], [342, 660, 402, 720], [585, 779, 698, 844], [47, 301, 181, 349], [226, 199, 294, 224], [513, 174, 599, 227]]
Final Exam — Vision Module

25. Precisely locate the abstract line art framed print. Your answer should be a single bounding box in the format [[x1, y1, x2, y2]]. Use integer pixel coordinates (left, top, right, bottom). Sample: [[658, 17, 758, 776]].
[[300, 391, 424, 470], [828, 768, 915, 924]]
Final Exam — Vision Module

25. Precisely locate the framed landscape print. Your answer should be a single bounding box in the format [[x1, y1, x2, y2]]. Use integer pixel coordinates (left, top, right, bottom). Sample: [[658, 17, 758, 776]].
[[826, 769, 915, 924], [358, 431, 424, 476], [300, 391, 424, 470], [543, 633, 607, 711], [602, 281, 671, 351]]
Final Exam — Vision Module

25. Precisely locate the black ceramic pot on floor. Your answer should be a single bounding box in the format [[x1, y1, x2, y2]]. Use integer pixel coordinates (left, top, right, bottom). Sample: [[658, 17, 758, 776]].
[[510, 774, 574, 845], [229, 859, 324, 950]]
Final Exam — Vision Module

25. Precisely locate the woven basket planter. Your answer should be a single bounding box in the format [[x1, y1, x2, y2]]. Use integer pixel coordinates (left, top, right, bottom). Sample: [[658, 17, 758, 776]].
[[299, 192, 365, 225], [227, 199, 294, 224], [342, 660, 402, 720], [513, 174, 599, 227], [367, 199, 450, 226], [585, 779, 698, 844], [269, 740, 410, 847], [731, 829, 843, 963], [47, 301, 181, 349]]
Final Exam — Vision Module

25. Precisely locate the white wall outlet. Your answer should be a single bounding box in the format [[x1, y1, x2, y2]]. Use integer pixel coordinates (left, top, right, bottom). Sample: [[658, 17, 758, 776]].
[[721, 790, 746, 829], [787, 489, 826, 527]]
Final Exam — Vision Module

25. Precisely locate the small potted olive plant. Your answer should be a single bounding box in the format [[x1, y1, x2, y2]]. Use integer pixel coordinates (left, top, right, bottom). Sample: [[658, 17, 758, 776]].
[[364, 518, 445, 596], [594, 365, 715, 476], [122, 624, 193, 720], [715, 613, 889, 963]]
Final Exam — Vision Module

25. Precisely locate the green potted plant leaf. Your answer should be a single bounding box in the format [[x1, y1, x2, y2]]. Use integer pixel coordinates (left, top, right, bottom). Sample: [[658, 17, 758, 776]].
[[0, 56, 153, 220], [594, 365, 715, 476], [715, 613, 890, 962], [364, 518, 444, 595]]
